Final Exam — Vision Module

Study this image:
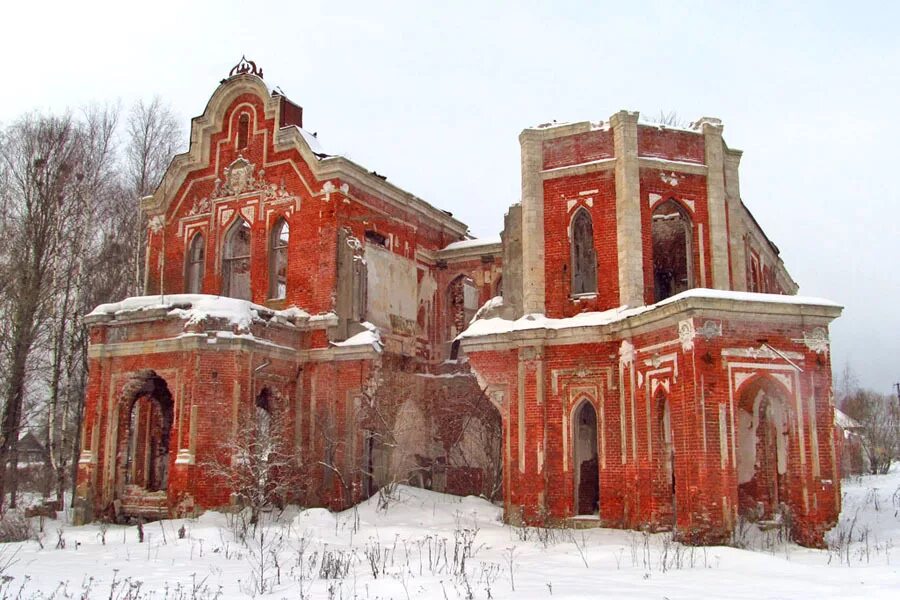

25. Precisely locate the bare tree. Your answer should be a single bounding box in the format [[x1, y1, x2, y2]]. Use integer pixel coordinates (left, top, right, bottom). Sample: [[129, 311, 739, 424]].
[[44, 105, 120, 508], [122, 97, 181, 295], [0, 113, 89, 509], [0, 98, 181, 511], [841, 388, 900, 475]]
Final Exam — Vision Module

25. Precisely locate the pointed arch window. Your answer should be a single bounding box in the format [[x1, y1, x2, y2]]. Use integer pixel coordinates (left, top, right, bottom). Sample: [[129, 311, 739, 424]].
[[237, 113, 250, 149], [185, 233, 205, 294], [269, 218, 289, 299], [652, 200, 693, 302], [570, 209, 598, 295], [223, 218, 252, 300]]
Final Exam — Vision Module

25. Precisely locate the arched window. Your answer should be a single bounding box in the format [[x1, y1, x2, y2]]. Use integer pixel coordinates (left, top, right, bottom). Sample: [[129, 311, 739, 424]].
[[185, 233, 205, 294], [570, 209, 597, 295], [223, 218, 252, 300], [237, 113, 250, 149], [651, 200, 693, 302], [749, 256, 761, 293], [269, 218, 289, 299]]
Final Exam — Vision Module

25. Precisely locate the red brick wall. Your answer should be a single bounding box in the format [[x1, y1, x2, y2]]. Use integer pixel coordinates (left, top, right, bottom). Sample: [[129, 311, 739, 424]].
[[542, 129, 614, 170], [542, 171, 619, 317], [637, 126, 705, 163], [466, 314, 840, 546]]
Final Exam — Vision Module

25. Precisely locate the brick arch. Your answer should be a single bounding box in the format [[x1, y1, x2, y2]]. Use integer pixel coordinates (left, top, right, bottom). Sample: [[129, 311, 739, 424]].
[[734, 372, 794, 520], [115, 370, 175, 498], [230, 104, 260, 149], [649, 195, 694, 216], [734, 372, 793, 410]]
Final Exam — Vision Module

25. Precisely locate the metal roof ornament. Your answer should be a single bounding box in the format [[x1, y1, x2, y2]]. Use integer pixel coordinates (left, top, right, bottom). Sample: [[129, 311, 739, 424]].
[[229, 56, 263, 79]]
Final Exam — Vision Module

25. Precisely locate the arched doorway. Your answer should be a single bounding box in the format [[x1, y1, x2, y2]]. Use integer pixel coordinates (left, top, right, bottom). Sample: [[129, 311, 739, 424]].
[[573, 400, 599, 515], [116, 371, 174, 497], [736, 377, 791, 519]]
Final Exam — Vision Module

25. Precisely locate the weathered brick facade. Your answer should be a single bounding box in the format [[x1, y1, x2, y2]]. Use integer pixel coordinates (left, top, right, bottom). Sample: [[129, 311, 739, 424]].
[[461, 113, 841, 547], [75, 63, 503, 524], [76, 62, 841, 547]]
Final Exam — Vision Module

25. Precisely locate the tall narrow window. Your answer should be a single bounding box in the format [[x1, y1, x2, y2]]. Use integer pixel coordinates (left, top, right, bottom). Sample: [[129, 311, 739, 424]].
[[448, 275, 479, 337], [223, 218, 252, 300], [269, 218, 289, 299], [185, 233, 205, 293], [237, 113, 250, 149], [652, 200, 693, 302], [570, 209, 598, 295]]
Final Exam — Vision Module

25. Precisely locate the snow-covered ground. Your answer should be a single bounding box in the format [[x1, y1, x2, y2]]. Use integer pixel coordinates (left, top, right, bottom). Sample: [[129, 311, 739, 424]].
[[2, 469, 899, 599]]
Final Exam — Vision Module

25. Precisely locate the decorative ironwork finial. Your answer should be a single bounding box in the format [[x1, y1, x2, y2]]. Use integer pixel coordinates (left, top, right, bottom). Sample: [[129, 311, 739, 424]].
[[229, 55, 264, 79]]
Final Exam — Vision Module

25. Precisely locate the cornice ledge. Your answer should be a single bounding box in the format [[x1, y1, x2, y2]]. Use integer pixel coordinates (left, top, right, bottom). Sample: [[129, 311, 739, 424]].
[[638, 157, 708, 175], [460, 294, 842, 352], [298, 345, 380, 363], [520, 121, 596, 142], [436, 242, 503, 262]]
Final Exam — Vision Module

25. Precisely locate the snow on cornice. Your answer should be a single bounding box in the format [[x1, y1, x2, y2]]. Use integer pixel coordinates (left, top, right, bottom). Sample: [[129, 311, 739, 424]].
[[459, 289, 841, 341], [441, 236, 502, 252], [86, 294, 312, 330], [331, 321, 382, 351]]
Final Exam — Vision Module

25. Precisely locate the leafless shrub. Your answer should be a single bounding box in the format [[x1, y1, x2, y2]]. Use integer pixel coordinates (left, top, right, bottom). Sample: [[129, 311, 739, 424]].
[[204, 402, 303, 527], [319, 547, 355, 579], [0, 510, 33, 543]]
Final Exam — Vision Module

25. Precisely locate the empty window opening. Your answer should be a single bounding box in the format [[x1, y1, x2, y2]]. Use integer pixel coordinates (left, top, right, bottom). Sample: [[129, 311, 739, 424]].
[[736, 378, 791, 521], [237, 113, 250, 149], [255, 387, 273, 451], [570, 209, 598, 296], [223, 218, 252, 300], [185, 233, 205, 294], [652, 200, 693, 302], [269, 218, 289, 299], [574, 400, 599, 515], [365, 230, 387, 247], [447, 275, 478, 342]]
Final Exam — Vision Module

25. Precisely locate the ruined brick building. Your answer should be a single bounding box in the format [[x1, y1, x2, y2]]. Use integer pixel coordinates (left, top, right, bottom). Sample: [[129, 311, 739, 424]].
[[76, 59, 843, 547]]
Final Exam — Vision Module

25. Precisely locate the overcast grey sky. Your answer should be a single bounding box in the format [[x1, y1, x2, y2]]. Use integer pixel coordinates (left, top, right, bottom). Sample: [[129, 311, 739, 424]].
[[2, 0, 897, 392]]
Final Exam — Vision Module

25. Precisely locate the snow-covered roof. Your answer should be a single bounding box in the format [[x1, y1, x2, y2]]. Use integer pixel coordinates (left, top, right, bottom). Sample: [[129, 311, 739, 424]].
[[290, 125, 327, 156], [834, 408, 862, 430], [441, 236, 502, 252], [87, 294, 311, 331], [460, 288, 841, 341]]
